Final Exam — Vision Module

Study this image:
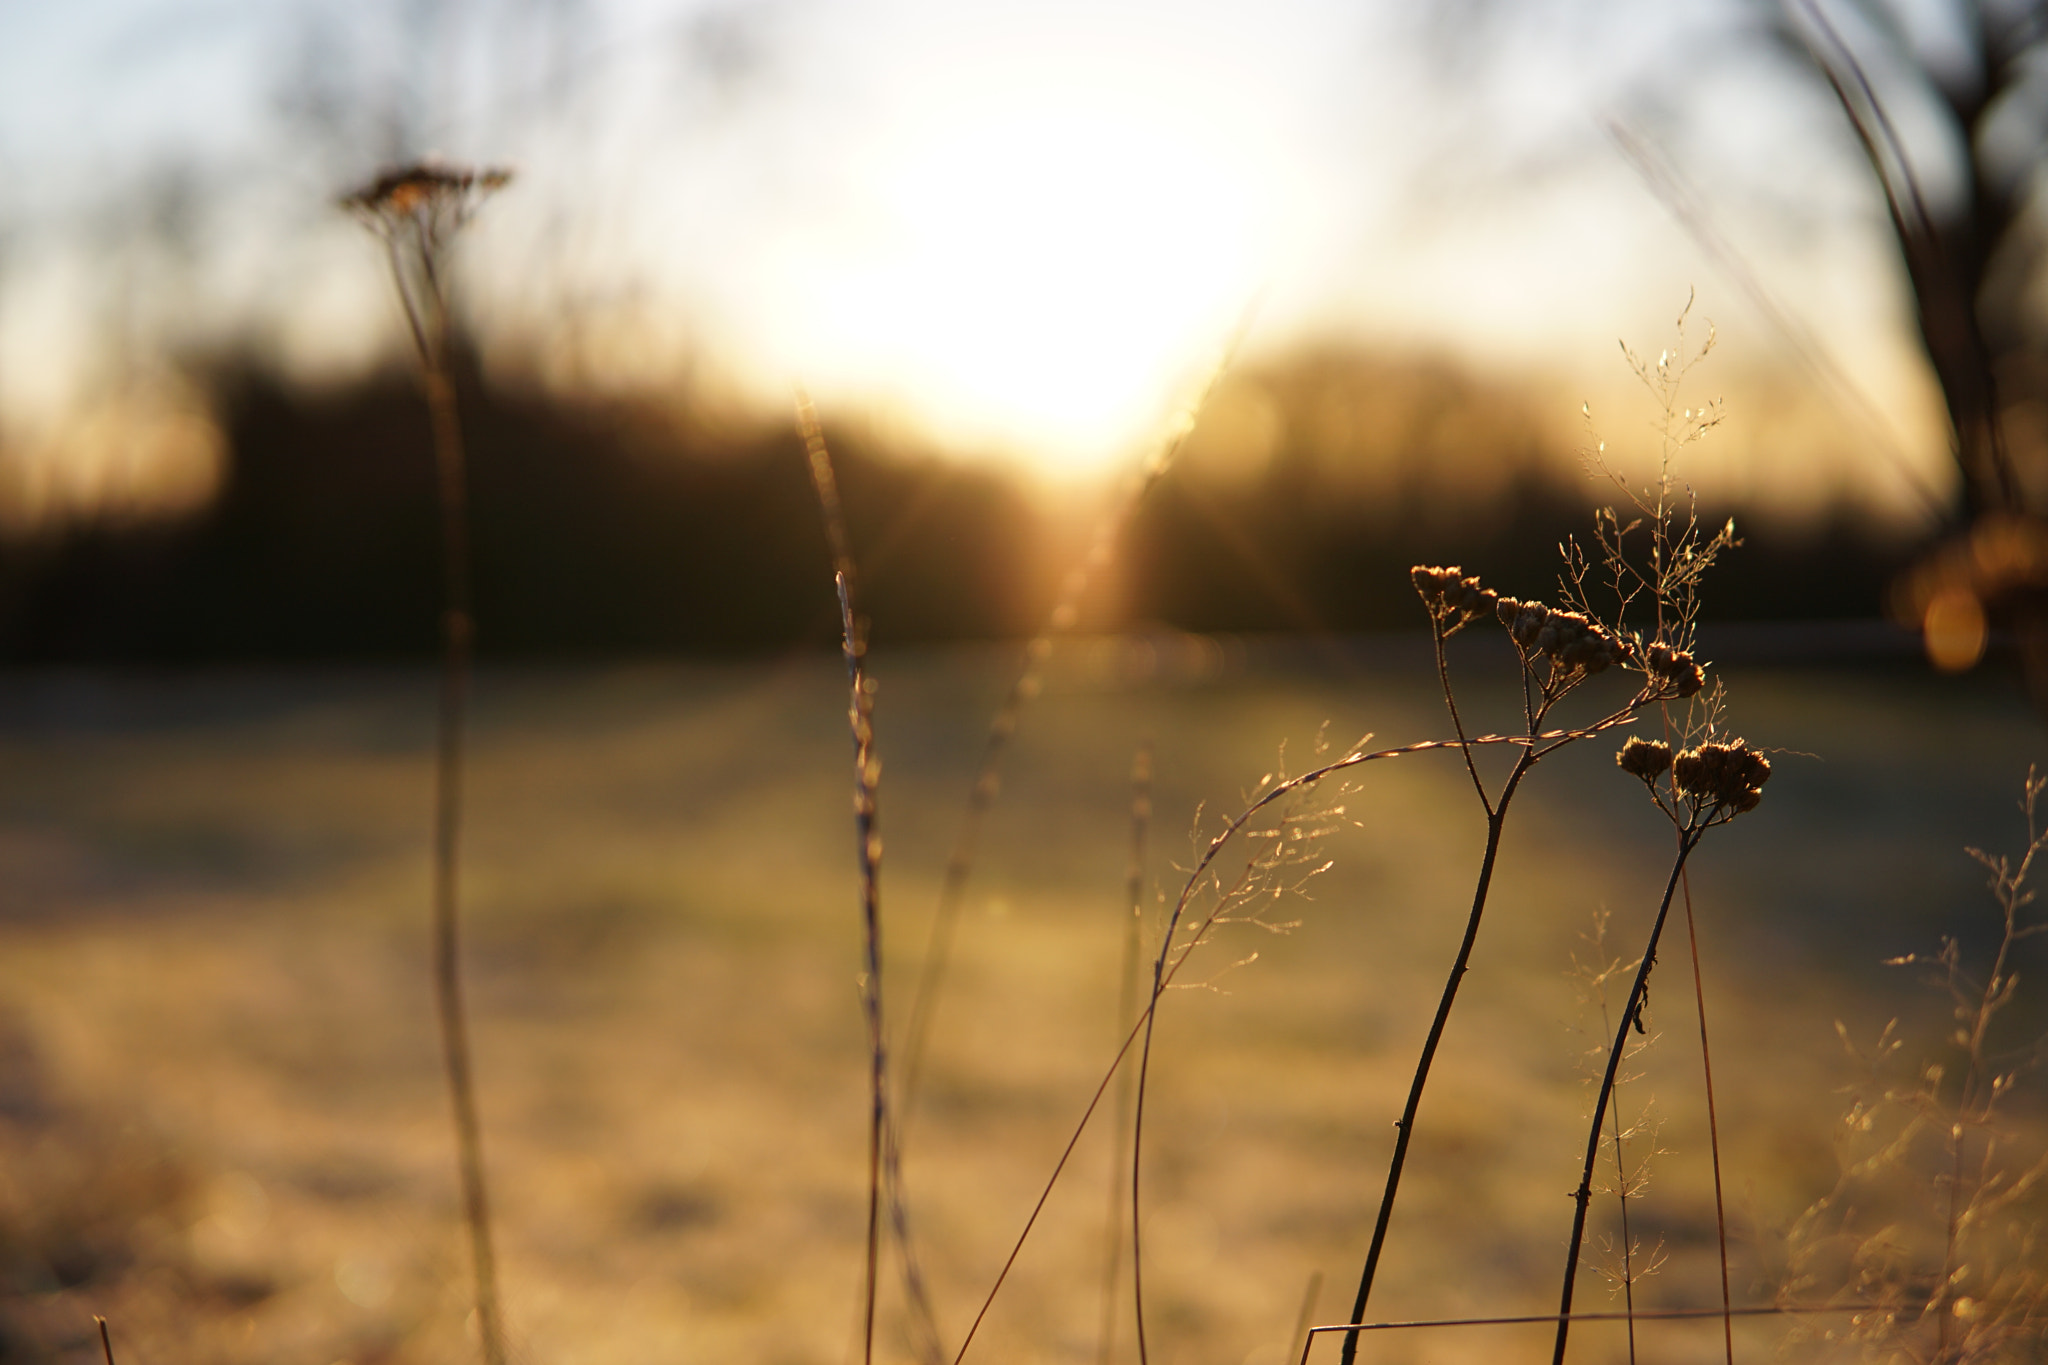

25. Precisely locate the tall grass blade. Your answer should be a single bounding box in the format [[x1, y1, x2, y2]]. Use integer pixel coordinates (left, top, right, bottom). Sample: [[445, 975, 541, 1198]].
[[800, 395, 944, 1365]]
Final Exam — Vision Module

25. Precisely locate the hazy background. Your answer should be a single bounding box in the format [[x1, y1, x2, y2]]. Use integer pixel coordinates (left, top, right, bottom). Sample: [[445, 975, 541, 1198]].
[[3, 9, 2047, 1365], [0, 0, 1975, 657]]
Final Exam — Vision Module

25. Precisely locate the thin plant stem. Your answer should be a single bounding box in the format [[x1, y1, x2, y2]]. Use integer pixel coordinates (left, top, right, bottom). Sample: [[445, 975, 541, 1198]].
[[835, 571, 886, 1365], [1608, 1058, 1638, 1365], [800, 397, 943, 1365], [1681, 868, 1735, 1365], [94, 1317, 115, 1365], [398, 225, 506, 1365], [1140, 739, 1521, 1365], [1552, 825, 1706, 1365], [1334, 566, 1685, 1365], [1431, 618, 1494, 816], [1287, 1271, 1324, 1365], [343, 166, 515, 1365], [1587, 937, 1641, 1365], [1337, 750, 1533, 1365], [1653, 690, 1734, 1365], [1094, 742, 1153, 1365], [1131, 706, 1646, 1365]]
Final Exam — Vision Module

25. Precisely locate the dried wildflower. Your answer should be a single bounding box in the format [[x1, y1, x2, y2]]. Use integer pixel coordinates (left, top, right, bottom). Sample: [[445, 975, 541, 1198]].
[[1643, 642, 1705, 698], [1616, 737, 1673, 782], [342, 161, 512, 225], [1672, 739, 1770, 815], [341, 154, 514, 1365], [341, 161, 514, 276], [1410, 565, 1497, 631], [1490, 595, 1627, 674]]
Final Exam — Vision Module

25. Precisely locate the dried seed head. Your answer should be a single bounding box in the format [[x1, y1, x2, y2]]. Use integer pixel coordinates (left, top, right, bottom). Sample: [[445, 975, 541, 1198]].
[[1672, 739, 1770, 814], [341, 160, 513, 243], [1489, 595, 1625, 673], [1410, 565, 1497, 629], [1617, 737, 1673, 781], [1644, 642, 1705, 698]]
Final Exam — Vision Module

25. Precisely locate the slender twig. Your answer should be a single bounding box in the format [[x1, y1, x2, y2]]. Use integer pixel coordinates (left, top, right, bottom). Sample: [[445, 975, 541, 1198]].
[[94, 1316, 115, 1365]]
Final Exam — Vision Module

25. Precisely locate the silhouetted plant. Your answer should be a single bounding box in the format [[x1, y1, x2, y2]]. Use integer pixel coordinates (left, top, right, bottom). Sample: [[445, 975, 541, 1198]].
[[343, 158, 511, 1365]]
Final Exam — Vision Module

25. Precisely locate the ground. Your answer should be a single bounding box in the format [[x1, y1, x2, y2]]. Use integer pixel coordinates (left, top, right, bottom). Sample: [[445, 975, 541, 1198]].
[[0, 633, 2038, 1365]]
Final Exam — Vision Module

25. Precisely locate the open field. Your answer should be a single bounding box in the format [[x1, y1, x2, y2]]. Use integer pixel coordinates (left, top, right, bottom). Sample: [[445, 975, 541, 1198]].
[[0, 634, 2039, 1365]]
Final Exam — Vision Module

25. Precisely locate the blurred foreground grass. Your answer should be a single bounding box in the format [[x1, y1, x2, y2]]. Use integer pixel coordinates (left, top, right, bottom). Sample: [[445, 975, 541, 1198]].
[[0, 635, 2039, 1365]]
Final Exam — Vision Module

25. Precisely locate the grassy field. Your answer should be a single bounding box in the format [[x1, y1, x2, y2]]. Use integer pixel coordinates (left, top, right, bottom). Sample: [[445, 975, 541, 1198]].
[[0, 635, 2039, 1365]]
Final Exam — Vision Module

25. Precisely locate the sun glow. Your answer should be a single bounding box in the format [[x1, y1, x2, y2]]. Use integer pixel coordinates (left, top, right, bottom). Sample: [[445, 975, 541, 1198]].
[[763, 80, 1295, 476]]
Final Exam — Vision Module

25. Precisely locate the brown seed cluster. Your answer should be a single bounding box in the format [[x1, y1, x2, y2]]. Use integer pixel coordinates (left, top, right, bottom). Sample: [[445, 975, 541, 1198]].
[[1410, 565, 1496, 626], [1492, 597, 1627, 673], [1616, 737, 1673, 781], [1672, 740, 1771, 814], [1644, 642, 1705, 698], [342, 162, 514, 217]]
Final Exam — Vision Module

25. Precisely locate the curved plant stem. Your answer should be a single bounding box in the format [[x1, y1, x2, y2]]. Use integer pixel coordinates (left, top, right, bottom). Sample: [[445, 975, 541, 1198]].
[[397, 237, 506, 1365], [1552, 825, 1706, 1365], [1094, 743, 1153, 1365]]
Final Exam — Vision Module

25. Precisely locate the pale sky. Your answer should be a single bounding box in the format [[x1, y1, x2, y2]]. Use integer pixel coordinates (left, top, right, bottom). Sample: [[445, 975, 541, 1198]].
[[0, 0, 1958, 524]]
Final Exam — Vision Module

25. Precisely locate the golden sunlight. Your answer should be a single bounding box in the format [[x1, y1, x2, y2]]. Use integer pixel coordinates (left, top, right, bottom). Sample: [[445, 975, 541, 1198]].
[[779, 91, 1291, 476]]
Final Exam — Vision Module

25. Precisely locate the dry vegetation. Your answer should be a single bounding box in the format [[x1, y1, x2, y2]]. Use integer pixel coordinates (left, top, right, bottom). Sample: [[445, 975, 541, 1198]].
[[0, 151, 2040, 1365], [0, 626, 2034, 1364]]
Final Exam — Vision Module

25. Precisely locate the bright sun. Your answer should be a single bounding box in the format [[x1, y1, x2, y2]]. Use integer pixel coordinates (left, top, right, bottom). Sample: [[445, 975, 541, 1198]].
[[775, 81, 1291, 477]]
